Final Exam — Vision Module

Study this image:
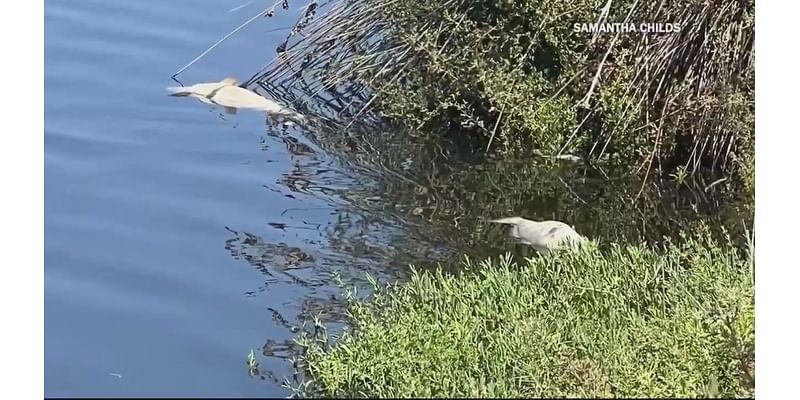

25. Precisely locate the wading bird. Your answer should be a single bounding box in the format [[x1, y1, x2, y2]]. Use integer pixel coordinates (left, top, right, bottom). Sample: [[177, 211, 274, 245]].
[[167, 77, 306, 124], [489, 217, 586, 254]]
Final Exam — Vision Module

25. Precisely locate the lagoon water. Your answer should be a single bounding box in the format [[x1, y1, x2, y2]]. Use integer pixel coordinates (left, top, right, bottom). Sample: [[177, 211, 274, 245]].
[[44, 0, 403, 396]]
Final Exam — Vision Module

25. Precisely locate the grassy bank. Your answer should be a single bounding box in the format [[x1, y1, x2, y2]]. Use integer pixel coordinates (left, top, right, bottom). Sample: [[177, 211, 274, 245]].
[[293, 231, 754, 398]]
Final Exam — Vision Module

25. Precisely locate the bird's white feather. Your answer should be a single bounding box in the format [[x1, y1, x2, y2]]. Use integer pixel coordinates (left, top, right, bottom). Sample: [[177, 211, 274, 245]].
[[490, 216, 586, 253]]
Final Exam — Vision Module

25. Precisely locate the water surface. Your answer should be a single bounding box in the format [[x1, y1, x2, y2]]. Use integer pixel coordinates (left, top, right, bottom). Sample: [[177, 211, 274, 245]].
[[45, 0, 397, 396]]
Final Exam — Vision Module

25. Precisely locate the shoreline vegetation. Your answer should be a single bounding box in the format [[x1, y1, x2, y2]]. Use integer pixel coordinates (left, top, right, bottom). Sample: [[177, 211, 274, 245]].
[[294, 230, 754, 397], [238, 0, 755, 396]]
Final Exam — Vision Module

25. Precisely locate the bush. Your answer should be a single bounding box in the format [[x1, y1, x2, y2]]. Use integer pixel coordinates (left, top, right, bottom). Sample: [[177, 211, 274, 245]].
[[294, 232, 754, 398], [253, 0, 754, 250], [374, 0, 755, 185], [257, 0, 754, 195]]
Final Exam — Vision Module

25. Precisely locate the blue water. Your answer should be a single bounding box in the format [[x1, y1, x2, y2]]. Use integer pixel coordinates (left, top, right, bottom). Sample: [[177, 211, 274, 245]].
[[45, 0, 396, 396]]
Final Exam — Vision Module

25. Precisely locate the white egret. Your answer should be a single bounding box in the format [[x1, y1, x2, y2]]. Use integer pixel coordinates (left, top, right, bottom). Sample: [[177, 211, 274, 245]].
[[489, 216, 586, 254], [167, 77, 306, 123]]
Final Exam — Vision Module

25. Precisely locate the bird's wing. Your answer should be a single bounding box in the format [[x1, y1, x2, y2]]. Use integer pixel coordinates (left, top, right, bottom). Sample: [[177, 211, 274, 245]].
[[538, 221, 586, 247], [209, 86, 284, 111], [516, 221, 548, 246]]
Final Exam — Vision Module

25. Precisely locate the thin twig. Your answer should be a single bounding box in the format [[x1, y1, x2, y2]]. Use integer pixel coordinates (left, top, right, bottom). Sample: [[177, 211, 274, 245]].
[[173, 2, 283, 78], [486, 106, 505, 152]]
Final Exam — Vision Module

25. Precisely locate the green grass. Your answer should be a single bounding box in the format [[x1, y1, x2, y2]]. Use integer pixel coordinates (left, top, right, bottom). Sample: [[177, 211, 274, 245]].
[[292, 232, 754, 398]]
